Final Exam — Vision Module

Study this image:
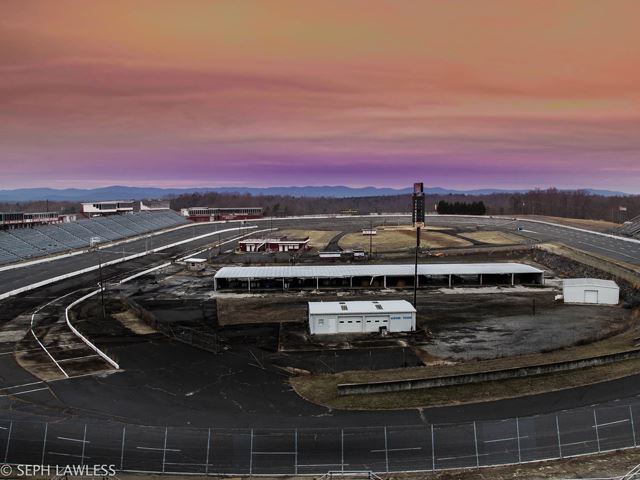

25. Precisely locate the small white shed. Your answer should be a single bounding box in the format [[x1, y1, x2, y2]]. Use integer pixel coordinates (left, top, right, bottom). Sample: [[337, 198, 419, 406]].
[[186, 257, 207, 272], [308, 300, 416, 335], [562, 278, 619, 305]]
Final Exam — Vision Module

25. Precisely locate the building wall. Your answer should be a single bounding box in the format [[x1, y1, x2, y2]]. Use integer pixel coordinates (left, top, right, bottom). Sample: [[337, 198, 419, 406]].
[[309, 312, 415, 334], [563, 286, 619, 305]]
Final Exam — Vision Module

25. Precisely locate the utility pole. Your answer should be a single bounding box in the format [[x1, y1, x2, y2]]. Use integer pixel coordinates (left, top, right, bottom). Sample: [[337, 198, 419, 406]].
[[413, 226, 420, 308], [98, 251, 106, 320], [369, 220, 373, 261]]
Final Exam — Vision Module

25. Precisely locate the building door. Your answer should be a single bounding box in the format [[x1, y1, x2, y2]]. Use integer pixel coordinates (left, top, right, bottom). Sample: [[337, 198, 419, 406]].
[[364, 315, 390, 333], [337, 315, 363, 333], [584, 289, 599, 303]]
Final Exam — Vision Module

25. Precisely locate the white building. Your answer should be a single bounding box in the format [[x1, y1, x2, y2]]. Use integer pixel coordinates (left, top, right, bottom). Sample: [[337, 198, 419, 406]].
[[562, 278, 619, 305], [82, 201, 134, 216], [186, 257, 207, 272], [308, 300, 416, 335]]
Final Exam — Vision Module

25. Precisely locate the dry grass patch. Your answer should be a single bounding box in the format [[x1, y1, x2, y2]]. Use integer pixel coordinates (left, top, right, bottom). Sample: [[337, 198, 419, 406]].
[[523, 215, 618, 232], [458, 230, 525, 245], [112, 310, 157, 335], [339, 230, 472, 251]]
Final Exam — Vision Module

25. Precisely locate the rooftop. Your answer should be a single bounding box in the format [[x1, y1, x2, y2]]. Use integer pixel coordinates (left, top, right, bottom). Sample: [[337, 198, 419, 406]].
[[308, 300, 416, 315], [563, 278, 619, 289], [214, 262, 543, 279]]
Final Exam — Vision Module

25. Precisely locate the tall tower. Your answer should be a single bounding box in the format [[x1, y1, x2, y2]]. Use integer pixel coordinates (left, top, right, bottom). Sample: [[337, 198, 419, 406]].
[[412, 182, 425, 227]]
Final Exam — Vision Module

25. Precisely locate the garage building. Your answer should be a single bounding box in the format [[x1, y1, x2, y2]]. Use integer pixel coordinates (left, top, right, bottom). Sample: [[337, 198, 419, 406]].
[[563, 278, 619, 305], [309, 300, 416, 335]]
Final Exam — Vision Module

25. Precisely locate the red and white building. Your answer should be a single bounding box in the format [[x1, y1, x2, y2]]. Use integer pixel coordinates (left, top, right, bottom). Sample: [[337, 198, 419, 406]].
[[239, 236, 310, 253], [181, 207, 263, 222]]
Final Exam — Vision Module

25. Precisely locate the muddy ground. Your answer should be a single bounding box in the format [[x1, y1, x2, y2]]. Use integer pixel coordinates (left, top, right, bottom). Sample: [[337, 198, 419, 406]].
[[424, 291, 629, 360]]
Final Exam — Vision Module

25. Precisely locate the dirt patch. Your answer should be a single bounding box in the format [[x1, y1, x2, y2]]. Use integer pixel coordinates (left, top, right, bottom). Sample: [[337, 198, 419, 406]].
[[338, 230, 472, 251], [277, 229, 339, 249], [290, 319, 640, 409], [458, 230, 525, 245], [423, 291, 630, 360], [112, 310, 157, 335], [217, 296, 307, 325]]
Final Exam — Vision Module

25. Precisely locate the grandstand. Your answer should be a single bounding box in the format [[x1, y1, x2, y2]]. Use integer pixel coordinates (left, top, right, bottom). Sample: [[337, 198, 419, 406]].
[[0, 210, 188, 266], [619, 214, 640, 238]]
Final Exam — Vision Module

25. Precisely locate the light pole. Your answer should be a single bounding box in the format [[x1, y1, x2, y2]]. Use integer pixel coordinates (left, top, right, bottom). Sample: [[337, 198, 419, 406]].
[[413, 226, 420, 308], [369, 220, 373, 261], [98, 250, 106, 320]]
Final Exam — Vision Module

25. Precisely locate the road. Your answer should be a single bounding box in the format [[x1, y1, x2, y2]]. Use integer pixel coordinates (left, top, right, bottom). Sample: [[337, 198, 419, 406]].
[[0, 214, 639, 474]]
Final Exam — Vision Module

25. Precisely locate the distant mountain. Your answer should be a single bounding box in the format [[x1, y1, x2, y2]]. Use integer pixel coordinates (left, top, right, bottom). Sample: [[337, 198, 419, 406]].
[[0, 185, 631, 202]]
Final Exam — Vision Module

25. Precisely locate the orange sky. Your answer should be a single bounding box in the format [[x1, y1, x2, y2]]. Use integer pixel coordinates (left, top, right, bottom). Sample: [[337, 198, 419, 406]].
[[1, 1, 639, 190]]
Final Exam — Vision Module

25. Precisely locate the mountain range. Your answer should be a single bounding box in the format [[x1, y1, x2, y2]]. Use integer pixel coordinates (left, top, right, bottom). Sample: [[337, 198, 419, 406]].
[[0, 186, 631, 202]]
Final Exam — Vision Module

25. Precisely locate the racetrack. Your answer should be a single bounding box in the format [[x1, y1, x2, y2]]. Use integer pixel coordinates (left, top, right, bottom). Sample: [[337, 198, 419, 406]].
[[1, 214, 639, 475]]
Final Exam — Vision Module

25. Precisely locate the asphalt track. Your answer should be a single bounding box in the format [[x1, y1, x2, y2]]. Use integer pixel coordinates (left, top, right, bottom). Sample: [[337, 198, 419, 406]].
[[1, 214, 640, 474]]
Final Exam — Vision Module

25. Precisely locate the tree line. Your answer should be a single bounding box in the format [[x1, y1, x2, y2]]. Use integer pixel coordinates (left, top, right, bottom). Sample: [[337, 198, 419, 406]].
[[1, 188, 639, 224], [436, 200, 486, 215]]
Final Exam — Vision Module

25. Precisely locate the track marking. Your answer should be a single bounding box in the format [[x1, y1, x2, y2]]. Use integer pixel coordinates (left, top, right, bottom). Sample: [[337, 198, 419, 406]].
[[371, 447, 422, 452], [0, 380, 44, 391], [136, 446, 181, 452], [57, 436, 89, 444], [484, 436, 529, 444], [593, 419, 629, 428], [0, 387, 49, 398], [252, 451, 295, 455]]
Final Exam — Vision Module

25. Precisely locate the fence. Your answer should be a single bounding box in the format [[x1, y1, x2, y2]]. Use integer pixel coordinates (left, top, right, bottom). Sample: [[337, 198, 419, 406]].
[[0, 399, 638, 475]]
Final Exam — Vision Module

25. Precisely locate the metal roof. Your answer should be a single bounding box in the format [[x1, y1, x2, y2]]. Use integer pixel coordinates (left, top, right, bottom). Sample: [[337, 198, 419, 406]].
[[308, 300, 416, 315], [214, 262, 543, 279], [563, 278, 619, 289]]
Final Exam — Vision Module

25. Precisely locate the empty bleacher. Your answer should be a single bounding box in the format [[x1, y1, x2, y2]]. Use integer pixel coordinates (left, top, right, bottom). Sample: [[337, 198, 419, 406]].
[[0, 210, 189, 266], [8, 228, 68, 255], [619, 214, 640, 238]]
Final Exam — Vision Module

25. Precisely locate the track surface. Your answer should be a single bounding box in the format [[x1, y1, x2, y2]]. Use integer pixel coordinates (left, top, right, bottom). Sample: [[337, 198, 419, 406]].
[[1, 214, 639, 474]]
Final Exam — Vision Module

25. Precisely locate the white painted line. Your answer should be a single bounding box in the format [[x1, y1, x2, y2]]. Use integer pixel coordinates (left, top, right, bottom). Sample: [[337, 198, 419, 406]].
[[593, 419, 629, 428], [136, 446, 181, 452], [30, 329, 68, 378], [48, 452, 87, 459], [0, 381, 44, 391], [371, 447, 422, 452], [57, 436, 89, 443], [252, 451, 296, 455], [57, 354, 100, 363], [484, 436, 528, 444], [0, 387, 49, 398]]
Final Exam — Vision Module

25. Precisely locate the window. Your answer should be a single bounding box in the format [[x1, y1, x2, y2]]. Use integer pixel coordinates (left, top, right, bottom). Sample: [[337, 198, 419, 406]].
[[318, 319, 324, 326]]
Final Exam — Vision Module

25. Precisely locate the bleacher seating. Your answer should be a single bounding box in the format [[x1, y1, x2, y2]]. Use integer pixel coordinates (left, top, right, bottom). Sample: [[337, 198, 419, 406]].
[[0, 210, 189, 265], [8, 228, 67, 255], [619, 215, 640, 239]]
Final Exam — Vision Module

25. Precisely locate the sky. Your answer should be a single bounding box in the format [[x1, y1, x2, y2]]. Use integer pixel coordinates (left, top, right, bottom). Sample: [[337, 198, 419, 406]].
[[1, 0, 639, 192]]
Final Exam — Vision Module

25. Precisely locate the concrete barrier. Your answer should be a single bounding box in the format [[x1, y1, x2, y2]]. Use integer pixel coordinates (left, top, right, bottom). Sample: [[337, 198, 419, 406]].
[[337, 348, 640, 395]]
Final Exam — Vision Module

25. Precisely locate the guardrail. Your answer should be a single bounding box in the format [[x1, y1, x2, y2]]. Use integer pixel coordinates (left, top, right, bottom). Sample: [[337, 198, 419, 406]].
[[65, 288, 120, 370], [338, 348, 640, 395]]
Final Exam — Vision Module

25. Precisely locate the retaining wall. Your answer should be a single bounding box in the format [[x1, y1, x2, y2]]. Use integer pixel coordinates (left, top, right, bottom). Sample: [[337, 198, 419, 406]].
[[337, 348, 640, 395]]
